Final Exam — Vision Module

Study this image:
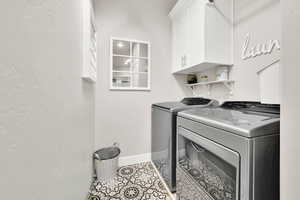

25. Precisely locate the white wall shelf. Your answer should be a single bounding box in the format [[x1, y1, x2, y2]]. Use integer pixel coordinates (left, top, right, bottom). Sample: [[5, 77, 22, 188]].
[[173, 62, 233, 74], [186, 80, 235, 95], [113, 54, 148, 59], [82, 0, 97, 83]]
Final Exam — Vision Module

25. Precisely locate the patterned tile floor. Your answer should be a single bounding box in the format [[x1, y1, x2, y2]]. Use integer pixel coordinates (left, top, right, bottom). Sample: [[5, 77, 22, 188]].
[[88, 162, 172, 200]]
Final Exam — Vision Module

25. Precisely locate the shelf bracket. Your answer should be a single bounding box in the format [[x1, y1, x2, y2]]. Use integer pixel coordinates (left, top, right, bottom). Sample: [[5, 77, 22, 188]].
[[191, 85, 196, 96], [187, 80, 234, 96], [207, 84, 211, 96], [223, 82, 234, 96]]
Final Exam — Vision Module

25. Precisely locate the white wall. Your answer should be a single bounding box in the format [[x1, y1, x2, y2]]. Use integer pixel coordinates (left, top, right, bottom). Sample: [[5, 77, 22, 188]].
[[281, 0, 300, 199], [94, 0, 187, 157], [0, 1, 94, 200]]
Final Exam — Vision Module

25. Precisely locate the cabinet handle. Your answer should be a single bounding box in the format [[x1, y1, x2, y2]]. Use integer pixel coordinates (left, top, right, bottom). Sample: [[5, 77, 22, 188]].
[[181, 55, 188, 68]]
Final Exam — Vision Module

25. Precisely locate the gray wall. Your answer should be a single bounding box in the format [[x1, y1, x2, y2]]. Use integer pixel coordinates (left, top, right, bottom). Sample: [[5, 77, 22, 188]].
[[232, 0, 280, 100], [187, 0, 281, 102], [94, 0, 281, 157], [94, 0, 186, 157], [281, 0, 300, 199], [0, 1, 95, 200]]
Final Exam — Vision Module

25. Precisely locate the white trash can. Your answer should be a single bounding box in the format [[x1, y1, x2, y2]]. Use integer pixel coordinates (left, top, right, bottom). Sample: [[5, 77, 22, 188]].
[[93, 143, 121, 182]]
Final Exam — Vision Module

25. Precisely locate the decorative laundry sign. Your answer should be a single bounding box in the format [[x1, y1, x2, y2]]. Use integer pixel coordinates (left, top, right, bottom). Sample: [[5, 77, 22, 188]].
[[241, 33, 280, 60]]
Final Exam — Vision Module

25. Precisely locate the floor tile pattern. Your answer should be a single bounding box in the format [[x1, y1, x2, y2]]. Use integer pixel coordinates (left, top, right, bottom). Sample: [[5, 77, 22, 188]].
[[176, 166, 213, 200], [152, 159, 170, 188], [88, 162, 171, 200], [178, 157, 235, 200]]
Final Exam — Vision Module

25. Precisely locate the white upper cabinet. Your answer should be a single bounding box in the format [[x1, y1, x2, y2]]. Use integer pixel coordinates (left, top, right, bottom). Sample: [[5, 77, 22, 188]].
[[169, 0, 233, 74], [172, 6, 188, 70]]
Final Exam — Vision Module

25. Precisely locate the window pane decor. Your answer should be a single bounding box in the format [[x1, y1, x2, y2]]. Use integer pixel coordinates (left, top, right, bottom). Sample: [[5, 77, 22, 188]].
[[110, 38, 150, 90]]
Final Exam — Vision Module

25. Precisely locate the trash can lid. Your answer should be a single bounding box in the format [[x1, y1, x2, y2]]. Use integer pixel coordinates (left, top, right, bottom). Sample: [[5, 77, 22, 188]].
[[94, 146, 121, 160]]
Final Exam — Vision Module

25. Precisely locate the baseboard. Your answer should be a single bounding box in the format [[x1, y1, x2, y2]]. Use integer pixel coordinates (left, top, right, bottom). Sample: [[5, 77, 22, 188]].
[[119, 153, 151, 167]]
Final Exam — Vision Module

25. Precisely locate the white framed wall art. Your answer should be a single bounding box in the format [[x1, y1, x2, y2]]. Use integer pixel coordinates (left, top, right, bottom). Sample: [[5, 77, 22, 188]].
[[110, 37, 151, 91]]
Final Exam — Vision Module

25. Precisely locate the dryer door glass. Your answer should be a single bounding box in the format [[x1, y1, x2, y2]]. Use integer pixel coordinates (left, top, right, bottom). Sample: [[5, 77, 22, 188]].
[[177, 127, 240, 200]]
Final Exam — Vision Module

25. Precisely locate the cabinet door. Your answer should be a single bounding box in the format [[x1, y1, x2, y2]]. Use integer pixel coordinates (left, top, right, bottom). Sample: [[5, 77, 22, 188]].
[[171, 9, 188, 71], [187, 0, 206, 67], [205, 0, 233, 64]]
